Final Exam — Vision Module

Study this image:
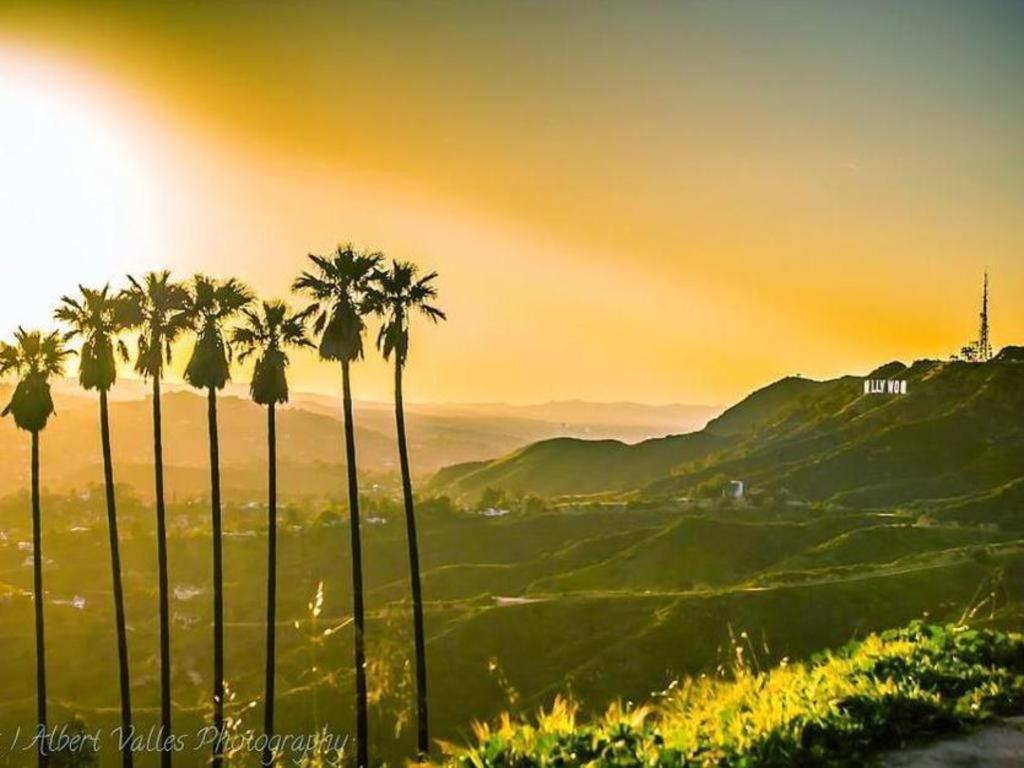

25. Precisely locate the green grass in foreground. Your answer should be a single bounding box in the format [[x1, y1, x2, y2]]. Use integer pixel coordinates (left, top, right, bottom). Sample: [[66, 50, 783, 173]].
[[442, 622, 1024, 767]]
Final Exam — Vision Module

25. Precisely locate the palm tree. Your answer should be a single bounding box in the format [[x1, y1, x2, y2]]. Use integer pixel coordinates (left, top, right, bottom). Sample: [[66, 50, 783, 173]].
[[293, 245, 382, 768], [178, 275, 252, 768], [54, 286, 136, 767], [231, 301, 311, 767], [368, 261, 445, 758], [0, 329, 70, 768], [120, 271, 190, 767]]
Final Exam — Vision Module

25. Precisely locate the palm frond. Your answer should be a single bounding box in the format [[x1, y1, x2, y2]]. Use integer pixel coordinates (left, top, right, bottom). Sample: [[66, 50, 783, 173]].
[[230, 298, 310, 405], [121, 270, 191, 380], [53, 284, 131, 392], [179, 275, 253, 391], [0, 329, 69, 432], [371, 259, 445, 365], [292, 246, 381, 363], [0, 342, 17, 375]]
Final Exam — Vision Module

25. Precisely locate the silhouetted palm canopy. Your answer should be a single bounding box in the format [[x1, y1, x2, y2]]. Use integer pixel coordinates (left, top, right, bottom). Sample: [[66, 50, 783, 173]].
[[231, 301, 312, 405], [180, 276, 253, 390], [371, 261, 446, 367], [292, 245, 383, 362], [54, 285, 131, 392], [0, 329, 71, 432], [120, 271, 191, 380]]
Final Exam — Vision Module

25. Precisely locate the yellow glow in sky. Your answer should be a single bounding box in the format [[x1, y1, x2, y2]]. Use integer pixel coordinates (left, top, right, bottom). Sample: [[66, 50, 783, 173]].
[[0, 3, 1021, 405], [0, 50, 171, 330]]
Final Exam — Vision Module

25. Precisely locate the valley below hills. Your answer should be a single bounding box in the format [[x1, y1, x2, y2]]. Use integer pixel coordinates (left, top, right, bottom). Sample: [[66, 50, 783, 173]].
[[1, 353, 1022, 763]]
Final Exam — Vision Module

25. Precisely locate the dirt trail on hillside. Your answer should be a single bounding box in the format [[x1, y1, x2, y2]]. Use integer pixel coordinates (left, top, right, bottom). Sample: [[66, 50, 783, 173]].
[[880, 718, 1024, 766]]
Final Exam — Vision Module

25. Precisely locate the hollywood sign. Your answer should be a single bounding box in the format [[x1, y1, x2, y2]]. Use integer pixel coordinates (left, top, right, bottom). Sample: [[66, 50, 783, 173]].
[[863, 379, 908, 395]]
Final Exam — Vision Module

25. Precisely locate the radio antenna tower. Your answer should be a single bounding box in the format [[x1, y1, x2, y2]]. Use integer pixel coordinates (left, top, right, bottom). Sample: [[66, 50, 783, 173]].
[[977, 270, 992, 362]]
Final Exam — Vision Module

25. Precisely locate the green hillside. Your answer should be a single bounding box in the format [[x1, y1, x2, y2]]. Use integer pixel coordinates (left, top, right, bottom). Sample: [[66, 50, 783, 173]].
[[765, 523, 1018, 572], [428, 353, 1024, 521], [425, 432, 726, 498], [4, 491, 1020, 765], [703, 375, 831, 437], [4, 357, 1022, 765], [524, 515, 877, 594], [652, 356, 1024, 511]]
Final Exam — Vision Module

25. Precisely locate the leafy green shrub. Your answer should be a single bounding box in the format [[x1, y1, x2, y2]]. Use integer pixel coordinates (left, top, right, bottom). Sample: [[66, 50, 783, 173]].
[[443, 622, 1024, 767]]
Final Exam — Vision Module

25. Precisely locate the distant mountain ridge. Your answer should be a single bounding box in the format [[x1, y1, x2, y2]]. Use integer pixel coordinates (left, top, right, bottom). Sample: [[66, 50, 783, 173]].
[[0, 383, 713, 500], [428, 351, 1024, 520], [291, 395, 719, 440]]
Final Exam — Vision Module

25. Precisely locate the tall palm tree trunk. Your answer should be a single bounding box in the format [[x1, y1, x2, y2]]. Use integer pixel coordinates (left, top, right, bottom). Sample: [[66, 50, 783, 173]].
[[31, 431, 48, 768], [394, 363, 430, 757], [152, 374, 173, 767], [100, 390, 135, 768], [262, 402, 278, 768], [207, 387, 226, 768], [341, 360, 369, 768]]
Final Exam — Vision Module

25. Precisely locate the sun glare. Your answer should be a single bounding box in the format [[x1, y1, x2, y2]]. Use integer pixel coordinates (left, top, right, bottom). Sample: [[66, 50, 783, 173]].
[[0, 50, 166, 332]]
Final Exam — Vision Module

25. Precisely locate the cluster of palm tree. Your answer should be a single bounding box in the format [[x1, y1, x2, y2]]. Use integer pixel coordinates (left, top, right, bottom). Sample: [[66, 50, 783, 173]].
[[0, 246, 444, 768]]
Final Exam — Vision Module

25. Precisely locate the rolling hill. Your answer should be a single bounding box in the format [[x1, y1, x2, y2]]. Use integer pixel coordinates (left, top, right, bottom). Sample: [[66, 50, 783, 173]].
[[653, 354, 1024, 511], [428, 352, 1024, 518], [426, 432, 727, 498], [2, 358, 1021, 764], [2, 490, 1020, 764]]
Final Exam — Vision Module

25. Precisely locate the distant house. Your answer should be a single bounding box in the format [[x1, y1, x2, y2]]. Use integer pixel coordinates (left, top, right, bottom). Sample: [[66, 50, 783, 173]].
[[725, 480, 744, 500]]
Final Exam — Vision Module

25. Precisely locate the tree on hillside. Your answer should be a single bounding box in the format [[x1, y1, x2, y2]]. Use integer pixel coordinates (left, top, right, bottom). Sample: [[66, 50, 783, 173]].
[[231, 301, 312, 767], [179, 275, 253, 768], [54, 286, 137, 767], [694, 474, 729, 500], [0, 329, 71, 768], [120, 271, 190, 767], [293, 245, 382, 768], [368, 260, 445, 758]]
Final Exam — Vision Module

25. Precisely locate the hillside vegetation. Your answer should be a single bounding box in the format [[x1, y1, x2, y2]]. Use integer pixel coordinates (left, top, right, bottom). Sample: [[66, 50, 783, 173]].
[[4, 493, 1021, 763], [426, 432, 726, 498], [428, 354, 1024, 519], [4, 357, 1021, 764], [445, 622, 1024, 767]]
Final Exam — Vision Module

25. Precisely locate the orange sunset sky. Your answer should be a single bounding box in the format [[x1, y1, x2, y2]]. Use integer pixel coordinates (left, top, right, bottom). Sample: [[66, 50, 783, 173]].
[[1, 2, 1022, 405]]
